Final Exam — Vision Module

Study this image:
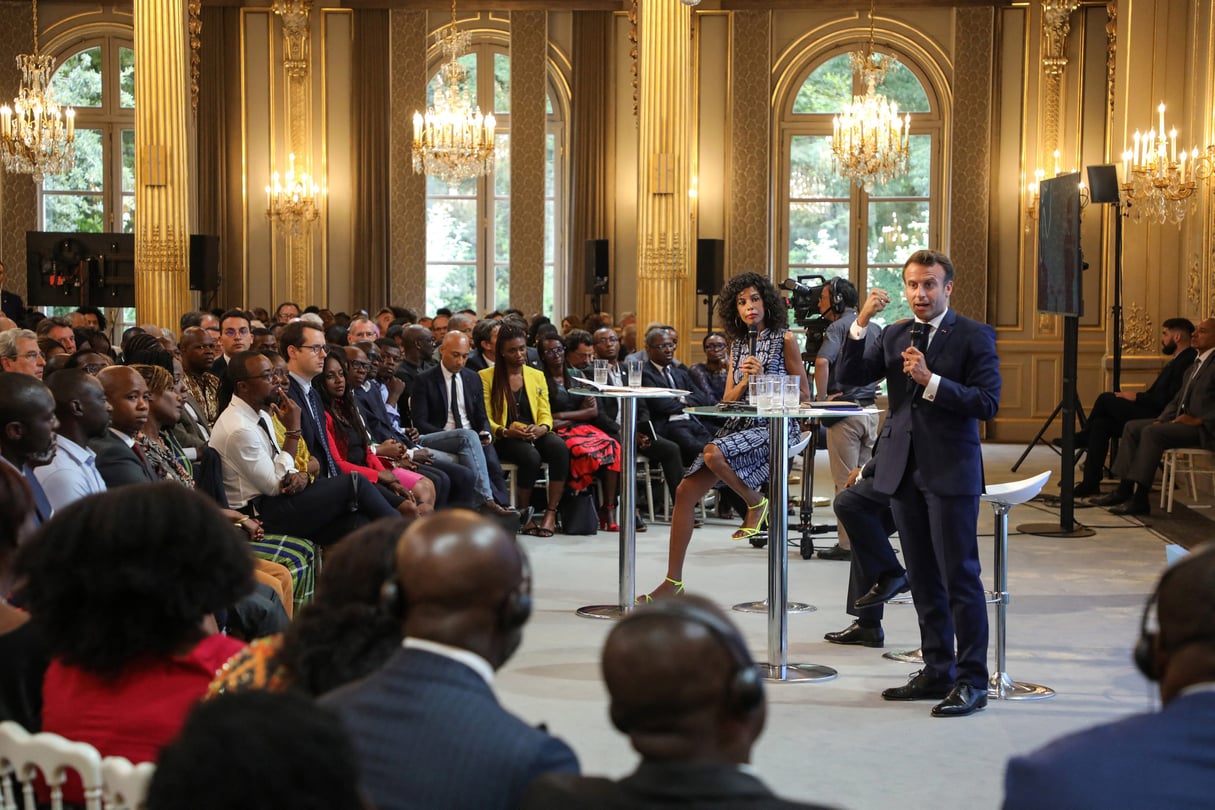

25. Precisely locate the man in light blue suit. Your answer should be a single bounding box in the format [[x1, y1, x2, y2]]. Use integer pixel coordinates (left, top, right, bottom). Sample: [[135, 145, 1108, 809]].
[[1004, 545, 1215, 809], [321, 509, 578, 810], [838, 249, 1001, 718]]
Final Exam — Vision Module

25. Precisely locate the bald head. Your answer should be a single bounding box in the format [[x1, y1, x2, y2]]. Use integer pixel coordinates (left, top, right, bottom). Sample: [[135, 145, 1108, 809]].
[[396, 509, 529, 668], [1152, 546, 1215, 702], [439, 331, 472, 374], [0, 371, 58, 467], [603, 595, 764, 763], [97, 365, 149, 437], [46, 369, 112, 442]]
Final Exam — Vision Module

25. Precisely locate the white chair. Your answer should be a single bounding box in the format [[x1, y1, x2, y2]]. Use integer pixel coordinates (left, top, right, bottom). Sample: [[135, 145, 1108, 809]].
[[101, 756, 156, 810], [499, 462, 548, 511], [1160, 447, 1215, 512], [0, 721, 105, 810]]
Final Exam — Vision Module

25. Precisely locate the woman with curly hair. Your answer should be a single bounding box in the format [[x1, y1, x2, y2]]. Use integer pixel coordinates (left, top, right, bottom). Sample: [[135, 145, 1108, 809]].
[[642, 271, 810, 599], [481, 322, 570, 536], [14, 484, 253, 796]]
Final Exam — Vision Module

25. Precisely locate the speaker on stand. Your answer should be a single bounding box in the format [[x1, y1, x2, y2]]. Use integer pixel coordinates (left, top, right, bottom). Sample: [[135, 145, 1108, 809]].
[[585, 239, 610, 314], [696, 238, 725, 326], [189, 234, 222, 310]]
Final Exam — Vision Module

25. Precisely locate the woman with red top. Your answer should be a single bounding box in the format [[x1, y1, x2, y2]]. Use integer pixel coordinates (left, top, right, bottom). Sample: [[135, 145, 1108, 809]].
[[315, 349, 430, 517], [13, 483, 253, 800]]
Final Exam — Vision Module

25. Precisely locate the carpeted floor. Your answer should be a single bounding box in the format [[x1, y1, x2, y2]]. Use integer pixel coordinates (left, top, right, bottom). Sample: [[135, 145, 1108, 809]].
[[491, 443, 1208, 810]]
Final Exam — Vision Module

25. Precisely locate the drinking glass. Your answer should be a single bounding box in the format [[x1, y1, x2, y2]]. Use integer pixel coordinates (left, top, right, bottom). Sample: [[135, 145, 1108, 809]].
[[757, 376, 780, 414], [782, 376, 801, 410], [626, 357, 644, 387], [593, 359, 609, 385]]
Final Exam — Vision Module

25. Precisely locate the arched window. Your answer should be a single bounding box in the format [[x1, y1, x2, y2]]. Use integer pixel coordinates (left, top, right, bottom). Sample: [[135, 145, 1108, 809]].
[[424, 45, 566, 317], [40, 35, 135, 233], [780, 50, 940, 325]]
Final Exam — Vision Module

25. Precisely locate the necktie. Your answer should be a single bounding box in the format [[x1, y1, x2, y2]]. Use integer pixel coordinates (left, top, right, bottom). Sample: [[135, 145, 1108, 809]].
[[450, 374, 463, 429], [1179, 359, 1203, 414], [307, 386, 341, 477], [256, 416, 277, 454], [664, 366, 677, 389], [24, 468, 53, 525]]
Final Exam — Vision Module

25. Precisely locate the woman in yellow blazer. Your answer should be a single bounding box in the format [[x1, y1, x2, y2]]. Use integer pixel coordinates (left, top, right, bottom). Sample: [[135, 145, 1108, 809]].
[[481, 322, 571, 536]]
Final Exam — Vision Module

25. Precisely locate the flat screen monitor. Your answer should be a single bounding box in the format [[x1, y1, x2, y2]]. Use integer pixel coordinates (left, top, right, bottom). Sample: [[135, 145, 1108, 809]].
[[1036, 172, 1083, 317]]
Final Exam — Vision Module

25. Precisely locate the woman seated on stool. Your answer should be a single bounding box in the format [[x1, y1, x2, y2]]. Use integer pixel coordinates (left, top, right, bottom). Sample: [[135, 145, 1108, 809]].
[[643, 272, 809, 600], [315, 349, 429, 517], [482, 322, 570, 536], [537, 333, 622, 530]]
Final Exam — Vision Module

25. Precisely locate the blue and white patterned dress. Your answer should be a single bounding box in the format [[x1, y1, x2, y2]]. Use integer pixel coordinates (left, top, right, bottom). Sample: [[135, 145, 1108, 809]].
[[685, 327, 800, 490]]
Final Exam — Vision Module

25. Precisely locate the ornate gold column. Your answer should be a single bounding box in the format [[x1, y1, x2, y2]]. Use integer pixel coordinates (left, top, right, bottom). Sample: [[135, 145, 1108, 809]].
[[134, 0, 192, 327], [636, 0, 693, 357], [273, 0, 314, 306], [1041, 0, 1079, 154]]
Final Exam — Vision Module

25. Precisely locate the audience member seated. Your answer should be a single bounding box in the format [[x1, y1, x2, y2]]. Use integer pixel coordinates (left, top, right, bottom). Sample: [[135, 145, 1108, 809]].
[[481, 323, 571, 536], [0, 372, 58, 526], [641, 326, 715, 466], [0, 463, 50, 732], [0, 328, 46, 379], [524, 596, 834, 810], [13, 484, 251, 800], [35, 316, 76, 354], [64, 349, 111, 375], [148, 691, 365, 810], [181, 325, 222, 426], [1091, 317, 1215, 517], [467, 318, 501, 372], [212, 309, 252, 378], [689, 331, 730, 404], [34, 369, 110, 512], [1003, 545, 1215, 810], [537, 333, 622, 530], [321, 510, 579, 810], [91, 365, 159, 487], [1069, 318, 1196, 497]]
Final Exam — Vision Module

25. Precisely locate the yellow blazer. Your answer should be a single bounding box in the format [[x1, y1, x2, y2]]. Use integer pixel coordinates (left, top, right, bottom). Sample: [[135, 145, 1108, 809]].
[[480, 364, 553, 434]]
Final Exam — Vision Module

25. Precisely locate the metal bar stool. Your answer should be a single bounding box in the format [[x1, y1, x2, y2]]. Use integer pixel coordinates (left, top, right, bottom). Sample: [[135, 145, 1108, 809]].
[[982, 470, 1055, 700]]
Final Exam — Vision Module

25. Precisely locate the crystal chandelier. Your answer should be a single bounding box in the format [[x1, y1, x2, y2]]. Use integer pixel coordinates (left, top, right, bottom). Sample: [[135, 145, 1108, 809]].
[[1119, 102, 1213, 226], [411, 0, 496, 183], [265, 153, 322, 238], [0, 0, 76, 182], [831, 0, 909, 190]]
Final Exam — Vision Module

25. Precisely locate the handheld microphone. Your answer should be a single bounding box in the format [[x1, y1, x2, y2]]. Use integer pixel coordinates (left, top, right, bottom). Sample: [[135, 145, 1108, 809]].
[[906, 322, 928, 383], [748, 326, 758, 357]]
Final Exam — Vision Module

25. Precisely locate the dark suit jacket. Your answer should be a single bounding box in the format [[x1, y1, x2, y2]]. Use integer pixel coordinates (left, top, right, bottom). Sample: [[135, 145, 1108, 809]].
[[321, 647, 579, 810], [1003, 690, 1215, 810], [411, 365, 492, 436], [524, 761, 835, 810], [0, 289, 24, 321], [89, 430, 157, 488], [1140, 346, 1198, 412], [287, 375, 331, 474], [210, 355, 229, 380], [641, 362, 710, 431], [1158, 350, 1215, 449], [466, 350, 489, 372], [353, 383, 409, 445], [838, 310, 1000, 497]]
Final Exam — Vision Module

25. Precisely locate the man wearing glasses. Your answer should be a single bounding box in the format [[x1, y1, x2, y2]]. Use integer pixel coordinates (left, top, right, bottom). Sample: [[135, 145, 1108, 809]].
[[0, 328, 46, 380], [211, 309, 253, 379]]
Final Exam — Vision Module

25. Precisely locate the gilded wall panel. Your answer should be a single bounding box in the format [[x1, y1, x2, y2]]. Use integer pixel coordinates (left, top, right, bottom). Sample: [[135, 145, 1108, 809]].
[[510, 11, 548, 315], [0, 4, 36, 302], [728, 11, 770, 277], [388, 10, 426, 310]]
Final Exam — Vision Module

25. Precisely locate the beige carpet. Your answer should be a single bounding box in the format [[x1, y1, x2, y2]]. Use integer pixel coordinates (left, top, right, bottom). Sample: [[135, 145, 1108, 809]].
[[493, 443, 1197, 810]]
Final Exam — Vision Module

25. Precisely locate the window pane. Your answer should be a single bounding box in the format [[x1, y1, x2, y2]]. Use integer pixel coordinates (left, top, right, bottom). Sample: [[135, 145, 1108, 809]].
[[494, 265, 510, 312], [866, 266, 913, 325], [788, 202, 850, 267], [119, 47, 135, 108], [543, 265, 553, 317], [792, 54, 851, 114], [789, 135, 849, 199], [876, 59, 929, 113], [121, 129, 135, 192], [867, 202, 930, 265], [44, 194, 104, 232], [121, 194, 136, 233], [426, 53, 476, 106], [426, 198, 477, 261], [493, 133, 510, 196], [493, 52, 510, 114], [51, 47, 103, 108], [494, 199, 510, 263], [427, 173, 476, 197], [546, 92, 553, 116], [544, 200, 554, 263], [43, 128, 103, 192], [868, 135, 931, 197], [426, 264, 476, 315], [545, 133, 556, 196]]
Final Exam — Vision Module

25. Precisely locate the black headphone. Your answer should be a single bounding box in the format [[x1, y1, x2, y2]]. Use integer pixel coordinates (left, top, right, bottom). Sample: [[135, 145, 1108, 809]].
[[1134, 545, 1215, 680], [615, 600, 764, 720], [827, 278, 847, 315]]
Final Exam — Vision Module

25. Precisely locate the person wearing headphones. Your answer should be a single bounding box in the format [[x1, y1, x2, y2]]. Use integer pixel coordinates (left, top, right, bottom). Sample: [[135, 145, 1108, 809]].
[[813, 277, 880, 561], [524, 595, 834, 810], [1003, 545, 1215, 809], [320, 509, 578, 810]]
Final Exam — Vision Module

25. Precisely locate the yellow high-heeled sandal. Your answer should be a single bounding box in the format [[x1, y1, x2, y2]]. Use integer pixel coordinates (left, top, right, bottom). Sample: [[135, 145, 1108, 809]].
[[731, 497, 769, 541], [636, 577, 685, 604]]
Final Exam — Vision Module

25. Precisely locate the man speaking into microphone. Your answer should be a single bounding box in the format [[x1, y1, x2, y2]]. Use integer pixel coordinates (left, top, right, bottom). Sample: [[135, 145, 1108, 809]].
[[837, 250, 1001, 718]]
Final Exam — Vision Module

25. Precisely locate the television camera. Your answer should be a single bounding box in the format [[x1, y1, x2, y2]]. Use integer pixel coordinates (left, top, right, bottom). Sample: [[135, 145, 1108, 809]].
[[780, 275, 831, 354]]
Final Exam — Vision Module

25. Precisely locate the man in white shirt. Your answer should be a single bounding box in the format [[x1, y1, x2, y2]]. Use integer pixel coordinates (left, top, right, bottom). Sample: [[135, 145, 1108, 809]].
[[35, 369, 111, 511]]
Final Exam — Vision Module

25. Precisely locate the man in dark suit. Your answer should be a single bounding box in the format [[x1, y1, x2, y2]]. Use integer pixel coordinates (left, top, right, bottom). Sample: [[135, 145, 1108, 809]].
[[1003, 545, 1215, 809], [524, 596, 832, 810], [0, 371, 57, 526], [1092, 317, 1215, 516], [211, 309, 252, 379], [0, 259, 25, 322], [322, 510, 579, 810], [838, 249, 1001, 717], [641, 326, 715, 466], [90, 365, 159, 488]]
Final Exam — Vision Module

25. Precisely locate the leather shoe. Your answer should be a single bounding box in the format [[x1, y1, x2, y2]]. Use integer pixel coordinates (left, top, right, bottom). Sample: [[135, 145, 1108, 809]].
[[882, 669, 953, 701], [817, 543, 852, 561], [854, 574, 910, 609], [482, 500, 519, 518], [824, 621, 884, 648], [1109, 500, 1150, 516], [1090, 489, 1132, 507], [931, 683, 988, 717]]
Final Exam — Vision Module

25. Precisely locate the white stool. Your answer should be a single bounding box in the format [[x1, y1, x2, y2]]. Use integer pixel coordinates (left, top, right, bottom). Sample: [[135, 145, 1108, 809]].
[[1160, 447, 1215, 512], [982, 471, 1055, 700]]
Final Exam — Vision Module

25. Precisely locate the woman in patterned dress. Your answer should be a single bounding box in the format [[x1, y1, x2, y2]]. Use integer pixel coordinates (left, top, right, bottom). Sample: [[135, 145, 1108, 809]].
[[644, 272, 810, 599]]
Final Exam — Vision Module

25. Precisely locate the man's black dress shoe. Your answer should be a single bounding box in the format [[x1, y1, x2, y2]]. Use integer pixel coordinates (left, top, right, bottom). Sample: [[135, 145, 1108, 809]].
[[1069, 483, 1099, 498], [881, 669, 953, 701], [824, 621, 884, 648], [1109, 501, 1150, 516], [931, 683, 988, 717], [854, 574, 910, 609], [817, 543, 852, 561], [1090, 490, 1131, 507]]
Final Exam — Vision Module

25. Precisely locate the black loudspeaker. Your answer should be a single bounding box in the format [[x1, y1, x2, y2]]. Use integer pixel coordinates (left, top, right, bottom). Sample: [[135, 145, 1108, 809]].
[[189, 234, 221, 292], [1087, 165, 1121, 204], [585, 239, 609, 294], [696, 238, 725, 295]]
